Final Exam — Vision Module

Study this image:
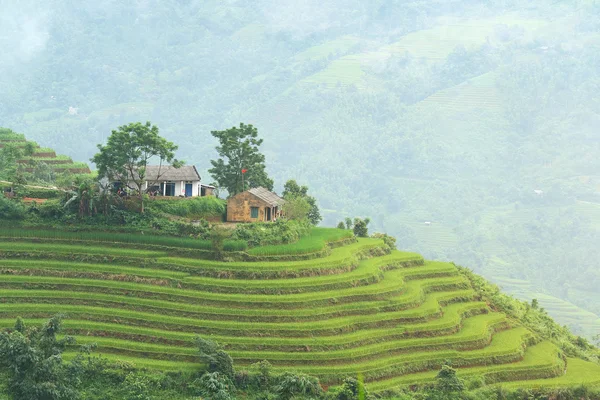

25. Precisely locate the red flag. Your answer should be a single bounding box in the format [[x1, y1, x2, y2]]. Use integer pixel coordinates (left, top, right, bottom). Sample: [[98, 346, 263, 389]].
[[241, 169, 248, 174]]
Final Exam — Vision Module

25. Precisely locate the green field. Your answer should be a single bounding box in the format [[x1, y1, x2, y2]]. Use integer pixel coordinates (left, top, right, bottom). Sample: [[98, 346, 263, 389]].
[[0, 227, 598, 393]]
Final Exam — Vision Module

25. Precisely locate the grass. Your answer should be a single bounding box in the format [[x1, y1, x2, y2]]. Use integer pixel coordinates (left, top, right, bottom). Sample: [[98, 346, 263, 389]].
[[0, 229, 248, 251], [247, 227, 354, 256]]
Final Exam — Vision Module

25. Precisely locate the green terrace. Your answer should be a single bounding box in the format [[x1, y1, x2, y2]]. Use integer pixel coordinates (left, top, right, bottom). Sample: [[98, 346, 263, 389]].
[[0, 227, 598, 391]]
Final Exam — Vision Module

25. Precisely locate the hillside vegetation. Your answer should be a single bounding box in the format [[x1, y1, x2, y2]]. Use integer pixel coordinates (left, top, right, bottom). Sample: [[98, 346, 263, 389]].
[[0, 227, 598, 398]]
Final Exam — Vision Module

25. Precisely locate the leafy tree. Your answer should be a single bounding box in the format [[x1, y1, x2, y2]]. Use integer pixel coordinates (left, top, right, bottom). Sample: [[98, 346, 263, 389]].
[[353, 218, 370, 237], [195, 336, 235, 379], [91, 121, 181, 213], [209, 123, 273, 197], [274, 371, 322, 400], [282, 180, 322, 225], [345, 218, 353, 230], [337, 221, 346, 229], [282, 195, 311, 221], [0, 315, 82, 400], [64, 176, 98, 218]]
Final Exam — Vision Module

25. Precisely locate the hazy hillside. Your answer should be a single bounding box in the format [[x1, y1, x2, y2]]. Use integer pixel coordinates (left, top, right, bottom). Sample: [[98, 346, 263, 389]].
[[1, 0, 599, 337]]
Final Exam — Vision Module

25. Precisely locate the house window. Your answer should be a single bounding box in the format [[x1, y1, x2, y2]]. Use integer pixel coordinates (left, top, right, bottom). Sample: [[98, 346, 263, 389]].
[[250, 207, 259, 218]]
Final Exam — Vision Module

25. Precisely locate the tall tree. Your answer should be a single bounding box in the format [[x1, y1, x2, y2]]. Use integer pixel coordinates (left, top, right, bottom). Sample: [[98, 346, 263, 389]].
[[91, 121, 181, 213], [0, 315, 82, 400], [209, 123, 273, 197], [282, 179, 322, 225]]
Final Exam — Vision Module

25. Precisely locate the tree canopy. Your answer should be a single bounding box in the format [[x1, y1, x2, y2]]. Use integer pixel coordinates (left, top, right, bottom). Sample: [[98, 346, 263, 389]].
[[0, 315, 82, 400], [282, 179, 322, 225], [209, 123, 273, 197], [91, 121, 181, 212]]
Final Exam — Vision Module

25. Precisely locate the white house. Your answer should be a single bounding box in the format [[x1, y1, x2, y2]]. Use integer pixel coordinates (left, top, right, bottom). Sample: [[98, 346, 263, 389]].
[[141, 165, 202, 197]]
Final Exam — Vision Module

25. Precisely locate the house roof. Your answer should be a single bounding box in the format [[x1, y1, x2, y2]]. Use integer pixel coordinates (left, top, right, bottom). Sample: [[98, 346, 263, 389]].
[[248, 187, 285, 206], [144, 165, 200, 182]]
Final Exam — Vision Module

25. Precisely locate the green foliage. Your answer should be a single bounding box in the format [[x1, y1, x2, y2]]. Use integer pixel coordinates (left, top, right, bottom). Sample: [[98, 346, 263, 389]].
[[192, 372, 235, 400], [274, 371, 323, 400], [327, 377, 370, 400], [232, 219, 312, 248], [283, 180, 322, 226], [337, 222, 346, 229], [353, 218, 370, 238], [435, 362, 465, 395], [92, 121, 182, 213], [195, 337, 235, 380], [345, 218, 353, 230], [211, 225, 232, 260], [0, 197, 25, 220], [371, 233, 397, 250], [282, 195, 311, 221], [0, 315, 81, 400], [122, 373, 155, 400], [209, 123, 273, 196]]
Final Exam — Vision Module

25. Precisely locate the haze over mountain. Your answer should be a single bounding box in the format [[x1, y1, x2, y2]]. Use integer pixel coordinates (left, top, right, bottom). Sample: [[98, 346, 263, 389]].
[[1, 0, 599, 338]]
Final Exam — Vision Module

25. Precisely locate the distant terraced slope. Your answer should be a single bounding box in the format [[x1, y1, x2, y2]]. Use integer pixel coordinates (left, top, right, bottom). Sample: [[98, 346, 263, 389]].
[[0, 228, 598, 393], [0, 128, 91, 174]]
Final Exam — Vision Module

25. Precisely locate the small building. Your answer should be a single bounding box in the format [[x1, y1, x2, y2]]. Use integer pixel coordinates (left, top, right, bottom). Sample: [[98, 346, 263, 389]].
[[201, 184, 216, 197], [141, 165, 202, 197], [227, 187, 285, 222]]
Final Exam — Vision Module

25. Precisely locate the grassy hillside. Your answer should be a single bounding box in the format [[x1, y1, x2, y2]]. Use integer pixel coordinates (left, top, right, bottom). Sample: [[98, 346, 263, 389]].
[[0, 227, 597, 396]]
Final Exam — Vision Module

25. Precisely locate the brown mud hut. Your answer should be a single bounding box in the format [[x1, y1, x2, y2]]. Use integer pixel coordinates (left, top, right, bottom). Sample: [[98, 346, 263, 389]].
[[227, 187, 285, 222]]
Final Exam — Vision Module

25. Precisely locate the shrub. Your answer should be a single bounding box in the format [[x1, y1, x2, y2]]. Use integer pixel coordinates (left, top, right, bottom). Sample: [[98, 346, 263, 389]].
[[195, 337, 235, 379], [337, 221, 346, 229], [37, 198, 65, 219], [191, 372, 235, 400], [371, 232, 397, 250], [274, 372, 322, 400], [327, 377, 370, 400], [0, 196, 25, 220], [232, 219, 311, 247]]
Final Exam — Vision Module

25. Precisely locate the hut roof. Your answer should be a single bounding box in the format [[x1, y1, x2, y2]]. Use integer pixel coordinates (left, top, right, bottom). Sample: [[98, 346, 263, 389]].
[[248, 187, 285, 207], [143, 165, 200, 181]]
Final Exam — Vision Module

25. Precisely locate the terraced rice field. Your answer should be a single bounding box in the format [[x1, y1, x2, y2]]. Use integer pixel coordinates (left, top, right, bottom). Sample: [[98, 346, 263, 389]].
[[0, 228, 598, 392], [0, 130, 91, 174]]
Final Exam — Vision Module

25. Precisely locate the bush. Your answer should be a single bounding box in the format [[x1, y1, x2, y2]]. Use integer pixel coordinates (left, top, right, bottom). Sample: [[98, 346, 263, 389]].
[[232, 219, 311, 247], [195, 337, 235, 379], [274, 372, 322, 400], [37, 198, 65, 219], [0, 196, 25, 220], [19, 187, 62, 199], [371, 232, 397, 250], [337, 221, 346, 229], [191, 372, 235, 400]]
